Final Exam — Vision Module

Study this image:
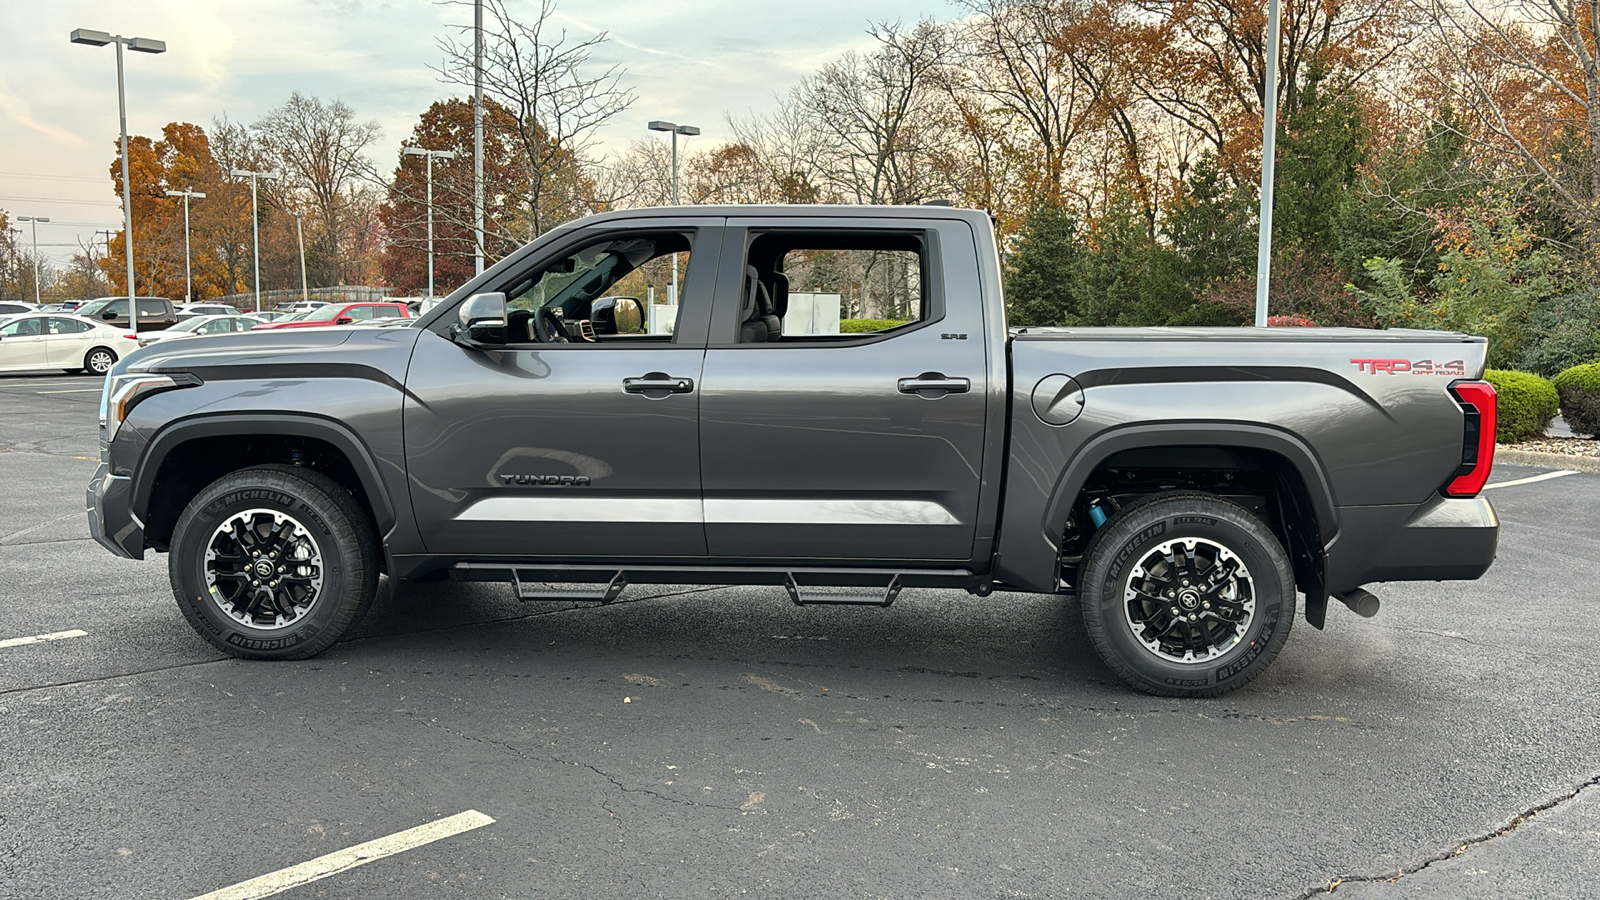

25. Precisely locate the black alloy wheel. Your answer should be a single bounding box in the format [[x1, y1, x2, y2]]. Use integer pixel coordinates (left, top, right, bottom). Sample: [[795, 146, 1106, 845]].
[[1078, 492, 1295, 698]]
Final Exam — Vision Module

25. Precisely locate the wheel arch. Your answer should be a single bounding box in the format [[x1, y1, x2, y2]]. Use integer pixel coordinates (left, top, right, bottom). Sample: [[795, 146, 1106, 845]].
[[134, 413, 395, 552], [1039, 424, 1337, 623]]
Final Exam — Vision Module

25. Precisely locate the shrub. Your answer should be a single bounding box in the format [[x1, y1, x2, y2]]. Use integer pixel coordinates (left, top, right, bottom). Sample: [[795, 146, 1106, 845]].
[[1484, 369, 1560, 443], [1552, 362, 1600, 437], [840, 318, 910, 334], [1267, 315, 1318, 327], [1517, 290, 1600, 377]]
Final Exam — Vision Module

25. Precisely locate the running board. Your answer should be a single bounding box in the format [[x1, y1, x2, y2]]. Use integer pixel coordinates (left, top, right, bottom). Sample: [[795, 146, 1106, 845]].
[[785, 573, 901, 608], [512, 569, 627, 603]]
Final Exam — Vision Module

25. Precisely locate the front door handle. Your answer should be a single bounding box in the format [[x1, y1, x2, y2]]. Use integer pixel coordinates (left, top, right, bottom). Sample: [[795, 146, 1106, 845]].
[[898, 372, 970, 398], [623, 372, 695, 398]]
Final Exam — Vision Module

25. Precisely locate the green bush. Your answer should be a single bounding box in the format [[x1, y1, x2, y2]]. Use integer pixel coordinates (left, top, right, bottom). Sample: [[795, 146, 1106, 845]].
[[1552, 362, 1600, 437], [1485, 369, 1560, 443], [840, 318, 910, 334]]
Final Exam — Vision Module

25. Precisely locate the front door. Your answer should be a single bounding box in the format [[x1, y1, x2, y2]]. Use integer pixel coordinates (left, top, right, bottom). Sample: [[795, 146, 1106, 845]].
[[404, 219, 721, 560], [0, 316, 49, 371], [697, 218, 991, 564]]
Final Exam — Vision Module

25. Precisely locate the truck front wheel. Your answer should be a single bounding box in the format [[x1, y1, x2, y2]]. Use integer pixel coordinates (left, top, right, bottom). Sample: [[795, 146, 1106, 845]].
[[168, 465, 379, 659], [1078, 493, 1295, 697]]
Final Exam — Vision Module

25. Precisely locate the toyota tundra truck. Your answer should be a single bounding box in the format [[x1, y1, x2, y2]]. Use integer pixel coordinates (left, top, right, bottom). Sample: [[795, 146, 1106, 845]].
[[87, 205, 1499, 696]]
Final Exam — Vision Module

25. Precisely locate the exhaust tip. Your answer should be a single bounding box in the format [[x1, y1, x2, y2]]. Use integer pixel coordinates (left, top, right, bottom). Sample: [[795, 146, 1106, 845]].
[[1337, 588, 1381, 618]]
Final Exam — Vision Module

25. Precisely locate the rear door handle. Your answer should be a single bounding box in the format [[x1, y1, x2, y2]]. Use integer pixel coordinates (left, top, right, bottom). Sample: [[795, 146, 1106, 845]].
[[898, 373, 970, 398], [623, 373, 695, 397]]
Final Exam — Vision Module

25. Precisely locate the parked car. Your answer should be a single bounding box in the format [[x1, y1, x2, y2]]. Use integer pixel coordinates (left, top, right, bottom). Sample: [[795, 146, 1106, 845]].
[[0, 313, 138, 375], [75, 296, 179, 333], [251, 302, 410, 330], [176, 303, 241, 321], [138, 314, 268, 348], [89, 204, 1502, 698], [0, 301, 39, 316], [273, 301, 327, 314], [251, 310, 300, 322]]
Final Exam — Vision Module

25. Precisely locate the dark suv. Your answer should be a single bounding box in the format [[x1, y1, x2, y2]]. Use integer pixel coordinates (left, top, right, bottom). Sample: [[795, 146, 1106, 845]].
[[76, 296, 179, 333]]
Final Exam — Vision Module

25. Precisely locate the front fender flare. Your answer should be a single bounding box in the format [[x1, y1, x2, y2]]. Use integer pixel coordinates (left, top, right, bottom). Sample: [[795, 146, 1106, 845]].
[[130, 412, 396, 536]]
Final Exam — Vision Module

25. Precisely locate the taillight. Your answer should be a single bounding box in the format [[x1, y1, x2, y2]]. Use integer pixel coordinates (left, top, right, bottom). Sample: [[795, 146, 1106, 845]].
[[1444, 380, 1496, 497]]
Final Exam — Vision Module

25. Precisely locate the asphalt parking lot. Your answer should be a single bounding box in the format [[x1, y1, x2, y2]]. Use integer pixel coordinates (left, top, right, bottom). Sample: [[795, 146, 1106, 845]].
[[1, 371, 1597, 900]]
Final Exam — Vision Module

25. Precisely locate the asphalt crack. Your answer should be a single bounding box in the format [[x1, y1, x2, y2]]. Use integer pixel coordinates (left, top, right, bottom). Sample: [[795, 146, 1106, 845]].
[[565, 760, 742, 812], [1290, 772, 1600, 896]]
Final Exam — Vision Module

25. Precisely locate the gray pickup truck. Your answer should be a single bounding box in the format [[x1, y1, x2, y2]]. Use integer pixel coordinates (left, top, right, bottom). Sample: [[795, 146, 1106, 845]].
[[87, 205, 1499, 696]]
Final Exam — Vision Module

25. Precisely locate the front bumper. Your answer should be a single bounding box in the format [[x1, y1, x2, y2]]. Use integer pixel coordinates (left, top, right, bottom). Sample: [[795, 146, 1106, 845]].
[[1324, 495, 1499, 594], [87, 462, 144, 560]]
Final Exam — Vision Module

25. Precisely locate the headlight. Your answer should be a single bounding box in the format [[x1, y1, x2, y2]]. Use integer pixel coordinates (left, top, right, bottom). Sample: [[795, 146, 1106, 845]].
[[100, 373, 200, 441]]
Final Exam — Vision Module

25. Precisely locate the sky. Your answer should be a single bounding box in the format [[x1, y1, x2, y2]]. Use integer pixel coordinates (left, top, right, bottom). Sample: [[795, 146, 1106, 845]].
[[0, 0, 957, 269]]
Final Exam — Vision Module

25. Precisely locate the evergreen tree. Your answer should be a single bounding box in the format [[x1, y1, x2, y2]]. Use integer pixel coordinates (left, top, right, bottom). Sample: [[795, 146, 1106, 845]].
[[1005, 195, 1083, 327]]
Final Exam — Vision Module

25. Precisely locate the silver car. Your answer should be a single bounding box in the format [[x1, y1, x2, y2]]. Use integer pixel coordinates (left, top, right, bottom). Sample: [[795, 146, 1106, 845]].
[[138, 314, 269, 348]]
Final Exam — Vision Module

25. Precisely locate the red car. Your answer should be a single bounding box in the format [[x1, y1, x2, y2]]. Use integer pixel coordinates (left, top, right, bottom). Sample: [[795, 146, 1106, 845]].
[[252, 302, 410, 330]]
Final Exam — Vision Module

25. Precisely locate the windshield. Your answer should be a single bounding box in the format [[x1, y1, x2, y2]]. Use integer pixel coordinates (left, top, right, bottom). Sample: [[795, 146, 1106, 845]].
[[78, 299, 111, 317], [300, 305, 347, 322]]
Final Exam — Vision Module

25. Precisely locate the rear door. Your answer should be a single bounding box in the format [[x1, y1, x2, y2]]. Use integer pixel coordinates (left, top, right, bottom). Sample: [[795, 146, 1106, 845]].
[[696, 217, 991, 563], [404, 216, 722, 559], [43, 316, 94, 366]]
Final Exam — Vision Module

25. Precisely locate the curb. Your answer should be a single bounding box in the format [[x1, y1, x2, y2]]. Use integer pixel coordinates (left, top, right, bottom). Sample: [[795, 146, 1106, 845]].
[[1495, 447, 1600, 473]]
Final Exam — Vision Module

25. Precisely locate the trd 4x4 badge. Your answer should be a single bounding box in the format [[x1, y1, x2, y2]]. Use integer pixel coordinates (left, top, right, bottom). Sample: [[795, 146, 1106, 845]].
[[1350, 358, 1466, 376]]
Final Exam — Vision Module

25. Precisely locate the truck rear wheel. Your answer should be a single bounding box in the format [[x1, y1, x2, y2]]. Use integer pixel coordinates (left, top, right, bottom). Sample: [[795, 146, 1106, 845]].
[[1078, 493, 1294, 698], [169, 465, 378, 659]]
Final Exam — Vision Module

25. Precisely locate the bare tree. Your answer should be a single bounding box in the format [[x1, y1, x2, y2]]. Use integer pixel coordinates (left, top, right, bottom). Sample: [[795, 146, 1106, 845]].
[[798, 20, 953, 205], [436, 0, 635, 238], [255, 93, 383, 284]]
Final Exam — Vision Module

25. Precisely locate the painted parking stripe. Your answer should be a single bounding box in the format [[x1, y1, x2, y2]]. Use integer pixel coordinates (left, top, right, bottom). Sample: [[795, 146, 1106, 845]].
[[188, 809, 495, 900], [1483, 470, 1579, 490], [35, 388, 103, 394], [0, 629, 88, 649]]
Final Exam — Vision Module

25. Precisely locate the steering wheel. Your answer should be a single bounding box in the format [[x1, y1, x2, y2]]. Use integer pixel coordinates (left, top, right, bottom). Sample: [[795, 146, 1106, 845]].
[[537, 307, 570, 343]]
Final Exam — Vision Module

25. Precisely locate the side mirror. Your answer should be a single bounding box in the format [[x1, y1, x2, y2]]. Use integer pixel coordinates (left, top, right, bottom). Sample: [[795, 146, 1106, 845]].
[[102, 310, 116, 320], [336, 316, 353, 325], [590, 296, 645, 335], [453, 292, 507, 347]]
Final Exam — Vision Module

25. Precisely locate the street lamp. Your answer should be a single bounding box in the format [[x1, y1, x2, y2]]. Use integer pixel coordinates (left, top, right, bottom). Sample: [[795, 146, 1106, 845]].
[[164, 189, 205, 302], [403, 146, 457, 299], [71, 28, 166, 304], [229, 168, 278, 312], [16, 216, 50, 305], [288, 210, 309, 304], [646, 120, 699, 304]]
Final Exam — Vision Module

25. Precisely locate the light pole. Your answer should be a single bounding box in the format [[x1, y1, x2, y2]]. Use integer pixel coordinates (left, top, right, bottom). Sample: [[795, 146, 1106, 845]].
[[165, 189, 205, 302], [288, 211, 309, 304], [1253, 0, 1282, 327], [403, 147, 457, 298], [17, 216, 50, 305], [70, 28, 166, 304], [230, 169, 278, 312], [646, 120, 699, 304]]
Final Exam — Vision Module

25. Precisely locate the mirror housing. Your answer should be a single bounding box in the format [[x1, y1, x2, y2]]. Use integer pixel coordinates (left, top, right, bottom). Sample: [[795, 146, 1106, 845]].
[[452, 292, 508, 347], [590, 296, 645, 335], [102, 310, 117, 320], [336, 316, 353, 325]]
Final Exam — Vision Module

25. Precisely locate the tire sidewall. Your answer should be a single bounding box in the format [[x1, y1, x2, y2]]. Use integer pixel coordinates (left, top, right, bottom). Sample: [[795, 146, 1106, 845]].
[[172, 478, 352, 657], [1082, 498, 1293, 694]]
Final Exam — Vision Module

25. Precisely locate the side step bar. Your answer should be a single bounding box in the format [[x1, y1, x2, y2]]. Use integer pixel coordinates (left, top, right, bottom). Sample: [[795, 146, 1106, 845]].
[[512, 569, 628, 604], [785, 573, 901, 608]]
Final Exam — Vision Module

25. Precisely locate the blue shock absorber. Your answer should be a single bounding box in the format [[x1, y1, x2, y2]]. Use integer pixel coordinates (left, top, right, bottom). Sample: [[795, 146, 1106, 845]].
[[1088, 502, 1108, 529]]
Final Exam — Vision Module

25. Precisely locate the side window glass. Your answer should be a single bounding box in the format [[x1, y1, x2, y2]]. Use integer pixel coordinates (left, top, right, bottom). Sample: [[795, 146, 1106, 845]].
[[137, 299, 166, 318], [108, 300, 129, 318], [47, 317, 86, 334], [739, 231, 929, 342], [3, 318, 43, 336], [374, 306, 400, 318], [502, 231, 692, 344], [348, 306, 375, 320], [206, 319, 231, 334]]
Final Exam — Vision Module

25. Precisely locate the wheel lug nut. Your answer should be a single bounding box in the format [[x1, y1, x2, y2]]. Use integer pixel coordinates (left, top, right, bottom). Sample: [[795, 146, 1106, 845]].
[[1187, 613, 1198, 621], [1202, 601, 1211, 609]]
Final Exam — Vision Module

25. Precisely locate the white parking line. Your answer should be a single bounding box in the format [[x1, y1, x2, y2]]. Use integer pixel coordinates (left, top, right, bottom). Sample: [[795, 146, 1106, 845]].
[[0, 629, 88, 649], [35, 388, 102, 394], [1483, 470, 1579, 490], [188, 809, 495, 900]]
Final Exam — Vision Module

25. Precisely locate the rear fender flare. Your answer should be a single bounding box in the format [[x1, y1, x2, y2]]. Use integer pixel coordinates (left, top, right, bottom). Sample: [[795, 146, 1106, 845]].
[[1042, 423, 1339, 551]]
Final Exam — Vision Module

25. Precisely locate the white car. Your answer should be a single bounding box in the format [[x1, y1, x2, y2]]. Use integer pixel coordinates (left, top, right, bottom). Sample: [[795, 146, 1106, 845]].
[[176, 303, 243, 320], [0, 313, 140, 375], [138, 314, 268, 348]]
